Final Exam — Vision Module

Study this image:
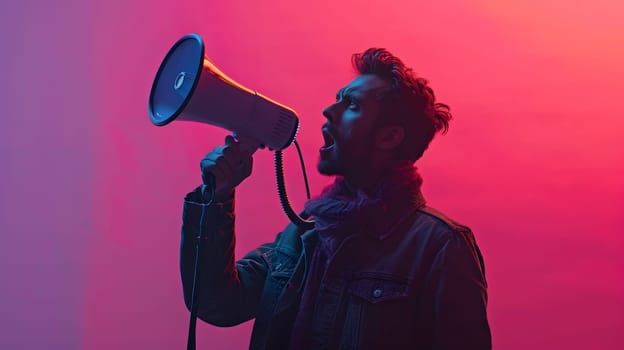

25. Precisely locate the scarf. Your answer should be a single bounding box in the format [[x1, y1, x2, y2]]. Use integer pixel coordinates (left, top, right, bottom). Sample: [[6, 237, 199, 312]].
[[304, 160, 426, 251]]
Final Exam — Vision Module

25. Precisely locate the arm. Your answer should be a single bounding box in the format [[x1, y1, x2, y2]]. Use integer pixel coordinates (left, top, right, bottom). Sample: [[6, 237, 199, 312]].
[[428, 229, 492, 349], [180, 186, 268, 327]]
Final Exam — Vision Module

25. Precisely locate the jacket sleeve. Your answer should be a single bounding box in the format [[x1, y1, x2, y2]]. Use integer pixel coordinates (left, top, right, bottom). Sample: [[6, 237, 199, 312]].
[[428, 229, 492, 350], [180, 185, 270, 327]]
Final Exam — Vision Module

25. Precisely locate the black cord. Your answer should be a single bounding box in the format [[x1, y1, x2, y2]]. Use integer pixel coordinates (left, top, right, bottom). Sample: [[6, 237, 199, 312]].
[[275, 145, 315, 230], [293, 140, 311, 200], [186, 174, 215, 350]]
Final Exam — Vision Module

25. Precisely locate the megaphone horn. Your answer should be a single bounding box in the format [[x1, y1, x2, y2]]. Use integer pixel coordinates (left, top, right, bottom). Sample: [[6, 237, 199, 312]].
[[148, 33, 300, 153]]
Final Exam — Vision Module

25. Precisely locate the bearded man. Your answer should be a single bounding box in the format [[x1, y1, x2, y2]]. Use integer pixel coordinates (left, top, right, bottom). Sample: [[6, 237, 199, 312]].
[[180, 48, 492, 349]]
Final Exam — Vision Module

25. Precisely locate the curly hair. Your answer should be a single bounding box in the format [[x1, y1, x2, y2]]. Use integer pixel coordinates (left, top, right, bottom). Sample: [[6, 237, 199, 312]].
[[352, 48, 452, 162]]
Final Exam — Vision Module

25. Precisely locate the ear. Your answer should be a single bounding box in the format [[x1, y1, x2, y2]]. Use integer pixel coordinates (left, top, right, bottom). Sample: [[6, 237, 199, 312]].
[[375, 125, 405, 151]]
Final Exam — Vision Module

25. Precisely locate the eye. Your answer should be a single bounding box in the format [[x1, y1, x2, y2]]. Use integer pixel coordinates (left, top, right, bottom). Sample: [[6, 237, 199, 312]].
[[335, 92, 359, 111], [346, 98, 359, 110]]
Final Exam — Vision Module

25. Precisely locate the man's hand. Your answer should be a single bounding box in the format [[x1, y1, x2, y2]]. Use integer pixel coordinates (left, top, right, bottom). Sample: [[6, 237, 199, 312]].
[[200, 135, 253, 202]]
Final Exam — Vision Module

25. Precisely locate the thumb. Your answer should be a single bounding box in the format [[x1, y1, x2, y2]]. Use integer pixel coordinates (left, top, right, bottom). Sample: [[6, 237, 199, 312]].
[[225, 134, 236, 146]]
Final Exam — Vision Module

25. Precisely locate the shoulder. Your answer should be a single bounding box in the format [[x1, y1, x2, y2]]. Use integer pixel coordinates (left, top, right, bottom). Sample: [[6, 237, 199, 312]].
[[406, 205, 477, 249], [416, 206, 473, 235], [413, 206, 487, 277]]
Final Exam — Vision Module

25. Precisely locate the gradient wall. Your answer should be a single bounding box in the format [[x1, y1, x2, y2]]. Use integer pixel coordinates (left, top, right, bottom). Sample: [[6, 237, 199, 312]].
[[1, 0, 622, 349]]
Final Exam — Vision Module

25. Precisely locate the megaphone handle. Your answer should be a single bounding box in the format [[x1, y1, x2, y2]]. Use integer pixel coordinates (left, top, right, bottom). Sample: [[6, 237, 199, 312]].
[[232, 132, 260, 156]]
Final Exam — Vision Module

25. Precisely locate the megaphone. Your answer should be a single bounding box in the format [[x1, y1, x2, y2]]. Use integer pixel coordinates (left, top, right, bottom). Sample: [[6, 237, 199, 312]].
[[148, 33, 314, 230], [148, 33, 300, 153]]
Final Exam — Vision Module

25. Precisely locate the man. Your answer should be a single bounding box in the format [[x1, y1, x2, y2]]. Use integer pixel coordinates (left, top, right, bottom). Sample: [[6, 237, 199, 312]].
[[180, 48, 491, 349]]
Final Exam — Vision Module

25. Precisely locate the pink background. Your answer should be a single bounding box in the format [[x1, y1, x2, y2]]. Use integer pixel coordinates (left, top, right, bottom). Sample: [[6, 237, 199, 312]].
[[1, 0, 622, 348]]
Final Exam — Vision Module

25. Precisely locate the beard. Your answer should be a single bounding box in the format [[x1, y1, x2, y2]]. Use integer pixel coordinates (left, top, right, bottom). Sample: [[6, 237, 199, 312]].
[[317, 129, 377, 177], [317, 152, 339, 176]]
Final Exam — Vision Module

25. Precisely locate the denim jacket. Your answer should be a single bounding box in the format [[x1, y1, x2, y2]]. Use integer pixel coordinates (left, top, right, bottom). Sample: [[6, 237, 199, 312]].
[[180, 186, 491, 349]]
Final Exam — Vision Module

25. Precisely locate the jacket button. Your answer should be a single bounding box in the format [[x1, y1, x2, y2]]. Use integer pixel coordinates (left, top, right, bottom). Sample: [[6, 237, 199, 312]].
[[372, 288, 383, 298]]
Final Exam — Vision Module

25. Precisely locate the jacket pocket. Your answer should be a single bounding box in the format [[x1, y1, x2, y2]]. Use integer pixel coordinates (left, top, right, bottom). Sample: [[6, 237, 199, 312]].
[[349, 272, 410, 303], [340, 273, 414, 350]]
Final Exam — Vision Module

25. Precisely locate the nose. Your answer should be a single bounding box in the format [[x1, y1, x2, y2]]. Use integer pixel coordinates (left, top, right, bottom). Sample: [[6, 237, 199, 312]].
[[322, 102, 339, 122]]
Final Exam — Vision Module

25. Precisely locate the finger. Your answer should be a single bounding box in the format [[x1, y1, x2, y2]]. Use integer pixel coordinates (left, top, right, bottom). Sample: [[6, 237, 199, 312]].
[[212, 145, 228, 155], [205, 148, 237, 174], [218, 153, 237, 175], [202, 146, 240, 162], [223, 147, 244, 169], [200, 154, 233, 180], [225, 135, 237, 147], [200, 153, 221, 168], [201, 146, 224, 167], [208, 154, 235, 177]]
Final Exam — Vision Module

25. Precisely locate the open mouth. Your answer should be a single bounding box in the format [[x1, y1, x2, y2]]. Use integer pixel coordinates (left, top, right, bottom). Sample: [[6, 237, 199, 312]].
[[320, 129, 335, 151]]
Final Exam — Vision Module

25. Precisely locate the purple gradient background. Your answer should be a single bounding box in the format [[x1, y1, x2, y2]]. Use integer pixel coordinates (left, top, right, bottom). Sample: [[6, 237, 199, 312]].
[[1, 0, 622, 349]]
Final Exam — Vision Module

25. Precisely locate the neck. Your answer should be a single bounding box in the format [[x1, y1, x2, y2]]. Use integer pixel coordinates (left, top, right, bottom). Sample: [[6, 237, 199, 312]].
[[343, 171, 381, 196], [342, 159, 410, 196]]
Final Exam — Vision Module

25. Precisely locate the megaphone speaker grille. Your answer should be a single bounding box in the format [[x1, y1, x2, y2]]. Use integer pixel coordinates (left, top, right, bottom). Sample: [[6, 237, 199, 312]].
[[149, 34, 204, 126]]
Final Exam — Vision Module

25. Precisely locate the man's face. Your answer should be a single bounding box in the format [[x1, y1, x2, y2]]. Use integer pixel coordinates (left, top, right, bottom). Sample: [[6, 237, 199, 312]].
[[318, 74, 391, 177]]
